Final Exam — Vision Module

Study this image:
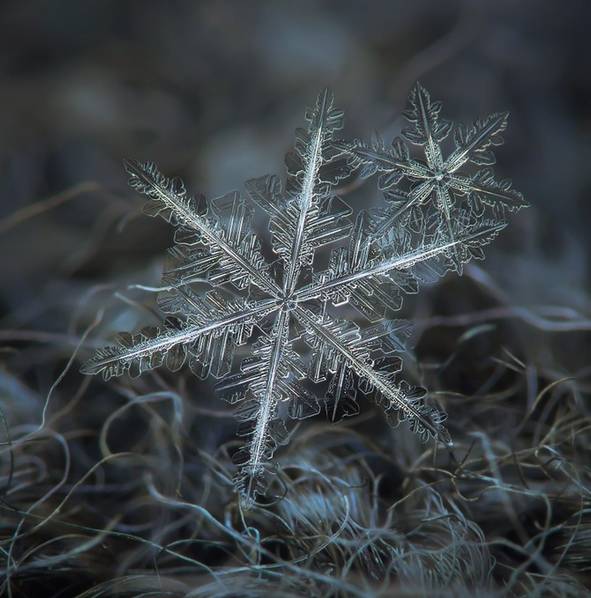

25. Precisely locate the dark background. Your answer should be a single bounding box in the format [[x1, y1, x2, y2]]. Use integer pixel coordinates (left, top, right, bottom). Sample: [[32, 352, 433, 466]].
[[1, 1, 590, 596], [2, 0, 590, 304]]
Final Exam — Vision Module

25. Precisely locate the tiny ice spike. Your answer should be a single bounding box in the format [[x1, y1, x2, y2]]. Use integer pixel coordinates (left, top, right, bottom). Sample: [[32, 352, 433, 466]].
[[82, 86, 527, 507]]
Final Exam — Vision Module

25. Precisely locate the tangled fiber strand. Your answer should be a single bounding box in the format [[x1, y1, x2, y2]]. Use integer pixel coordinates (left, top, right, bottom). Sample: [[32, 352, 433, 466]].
[[0, 172, 590, 598], [1, 297, 590, 596]]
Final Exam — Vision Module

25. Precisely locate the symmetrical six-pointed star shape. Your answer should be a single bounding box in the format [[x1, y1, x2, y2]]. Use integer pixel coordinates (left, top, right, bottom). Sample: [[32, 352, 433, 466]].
[[347, 83, 527, 272], [83, 86, 525, 505]]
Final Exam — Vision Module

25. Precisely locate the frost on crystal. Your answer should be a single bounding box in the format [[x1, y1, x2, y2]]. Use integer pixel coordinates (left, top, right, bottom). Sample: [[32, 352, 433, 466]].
[[82, 86, 526, 507]]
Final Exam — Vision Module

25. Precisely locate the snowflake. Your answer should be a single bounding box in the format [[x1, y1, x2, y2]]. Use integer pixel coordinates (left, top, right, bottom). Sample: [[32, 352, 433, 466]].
[[82, 86, 526, 507], [347, 83, 527, 273]]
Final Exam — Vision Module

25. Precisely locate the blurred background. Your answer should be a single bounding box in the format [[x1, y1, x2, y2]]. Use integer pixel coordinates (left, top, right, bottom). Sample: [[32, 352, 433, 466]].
[[2, 0, 590, 326], [1, 1, 590, 596]]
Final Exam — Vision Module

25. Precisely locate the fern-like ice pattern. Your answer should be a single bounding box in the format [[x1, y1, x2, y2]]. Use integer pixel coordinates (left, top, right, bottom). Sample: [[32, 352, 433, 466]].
[[346, 83, 528, 273], [82, 86, 526, 507]]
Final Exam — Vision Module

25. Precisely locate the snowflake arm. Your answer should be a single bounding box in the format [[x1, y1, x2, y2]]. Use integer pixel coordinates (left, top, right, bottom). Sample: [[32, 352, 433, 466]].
[[295, 218, 507, 310], [81, 293, 277, 381], [245, 174, 352, 267], [124, 160, 282, 297], [294, 307, 450, 444], [229, 309, 292, 505], [342, 137, 431, 186], [444, 111, 509, 172], [434, 184, 463, 273], [402, 82, 451, 170], [447, 169, 528, 213], [368, 184, 433, 239], [276, 89, 351, 294]]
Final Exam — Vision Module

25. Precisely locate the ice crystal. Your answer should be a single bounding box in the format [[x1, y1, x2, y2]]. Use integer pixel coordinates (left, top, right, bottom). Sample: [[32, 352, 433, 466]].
[[347, 83, 527, 273], [82, 85, 526, 506]]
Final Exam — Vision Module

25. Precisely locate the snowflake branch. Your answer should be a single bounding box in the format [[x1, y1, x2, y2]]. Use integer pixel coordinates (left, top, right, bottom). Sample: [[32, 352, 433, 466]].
[[341, 141, 432, 181], [234, 309, 291, 507], [435, 184, 462, 273], [415, 84, 444, 170], [295, 222, 506, 302], [444, 112, 508, 173], [371, 181, 433, 238], [82, 299, 278, 380], [284, 90, 336, 295], [294, 307, 451, 444], [448, 172, 528, 212], [124, 160, 282, 298], [284, 126, 322, 293]]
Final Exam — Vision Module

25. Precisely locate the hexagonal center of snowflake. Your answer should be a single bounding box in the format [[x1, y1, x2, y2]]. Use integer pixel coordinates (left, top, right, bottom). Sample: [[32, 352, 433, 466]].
[[280, 297, 298, 311], [433, 169, 447, 183]]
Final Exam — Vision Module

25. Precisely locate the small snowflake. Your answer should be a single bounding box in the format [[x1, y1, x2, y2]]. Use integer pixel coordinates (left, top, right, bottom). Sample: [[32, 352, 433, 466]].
[[83, 86, 526, 506], [347, 83, 527, 272]]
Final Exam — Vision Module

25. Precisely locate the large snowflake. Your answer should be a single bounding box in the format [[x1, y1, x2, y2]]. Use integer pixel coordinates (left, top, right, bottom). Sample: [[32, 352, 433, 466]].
[[83, 86, 526, 506]]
